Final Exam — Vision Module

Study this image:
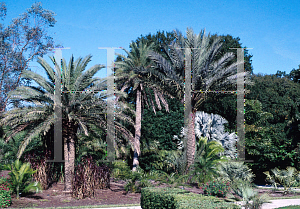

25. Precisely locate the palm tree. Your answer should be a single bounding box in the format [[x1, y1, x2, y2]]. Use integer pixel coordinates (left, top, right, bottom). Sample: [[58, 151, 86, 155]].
[[149, 28, 253, 172], [0, 55, 134, 192], [115, 41, 172, 171]]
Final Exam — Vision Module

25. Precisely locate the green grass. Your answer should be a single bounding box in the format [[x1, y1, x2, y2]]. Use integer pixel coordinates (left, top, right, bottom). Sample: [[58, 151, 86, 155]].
[[268, 195, 300, 200], [275, 206, 300, 209]]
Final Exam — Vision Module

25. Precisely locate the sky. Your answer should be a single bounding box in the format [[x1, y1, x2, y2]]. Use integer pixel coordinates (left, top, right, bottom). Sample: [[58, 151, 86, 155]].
[[3, 0, 300, 79]]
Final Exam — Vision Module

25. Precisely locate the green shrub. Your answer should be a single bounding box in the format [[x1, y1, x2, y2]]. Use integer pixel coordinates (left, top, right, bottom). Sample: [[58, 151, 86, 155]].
[[112, 160, 132, 180], [3, 159, 42, 199], [124, 167, 152, 193], [174, 193, 241, 209], [124, 172, 140, 193], [0, 184, 12, 208], [0, 176, 12, 195], [141, 187, 241, 209], [153, 171, 188, 188], [201, 180, 231, 198]]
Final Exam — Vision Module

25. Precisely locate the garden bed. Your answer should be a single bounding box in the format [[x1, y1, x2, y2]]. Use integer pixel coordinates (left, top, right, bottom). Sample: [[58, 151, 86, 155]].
[[2, 166, 300, 209], [7, 178, 141, 208]]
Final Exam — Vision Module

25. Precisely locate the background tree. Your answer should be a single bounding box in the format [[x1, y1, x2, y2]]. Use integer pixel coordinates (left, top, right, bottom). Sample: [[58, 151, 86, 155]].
[[245, 73, 300, 184], [289, 65, 300, 83], [134, 30, 176, 59], [0, 2, 60, 113], [139, 92, 184, 173]]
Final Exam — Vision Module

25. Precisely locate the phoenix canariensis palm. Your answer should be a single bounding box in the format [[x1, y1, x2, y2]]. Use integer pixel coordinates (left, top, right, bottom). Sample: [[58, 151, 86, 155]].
[[115, 41, 173, 171], [0, 54, 134, 192], [149, 27, 254, 172]]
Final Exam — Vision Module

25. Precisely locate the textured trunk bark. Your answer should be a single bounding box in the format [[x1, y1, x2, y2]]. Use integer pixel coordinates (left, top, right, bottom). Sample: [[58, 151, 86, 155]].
[[186, 110, 196, 173], [62, 119, 78, 193], [132, 88, 142, 172]]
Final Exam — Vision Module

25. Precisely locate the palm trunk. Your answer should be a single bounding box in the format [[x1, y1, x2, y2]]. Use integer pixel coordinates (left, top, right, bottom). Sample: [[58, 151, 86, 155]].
[[16, 185, 20, 199], [186, 110, 196, 173], [62, 119, 78, 193], [132, 88, 142, 172]]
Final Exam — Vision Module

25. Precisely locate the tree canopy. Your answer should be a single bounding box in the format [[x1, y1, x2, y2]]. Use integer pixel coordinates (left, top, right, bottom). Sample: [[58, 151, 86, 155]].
[[0, 2, 60, 113]]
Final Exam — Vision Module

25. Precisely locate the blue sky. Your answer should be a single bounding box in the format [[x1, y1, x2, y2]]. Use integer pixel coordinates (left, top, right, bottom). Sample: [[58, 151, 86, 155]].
[[4, 0, 300, 79]]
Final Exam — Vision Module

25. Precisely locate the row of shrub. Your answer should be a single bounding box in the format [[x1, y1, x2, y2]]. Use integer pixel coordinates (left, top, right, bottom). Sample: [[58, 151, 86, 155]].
[[141, 187, 240, 209], [111, 159, 300, 208]]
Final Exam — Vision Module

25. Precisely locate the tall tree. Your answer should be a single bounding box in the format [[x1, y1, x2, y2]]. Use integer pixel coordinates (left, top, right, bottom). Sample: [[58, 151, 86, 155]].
[[0, 55, 134, 192], [245, 73, 300, 184], [134, 30, 176, 59], [115, 41, 172, 171], [149, 28, 253, 172], [0, 2, 60, 113], [289, 65, 300, 83]]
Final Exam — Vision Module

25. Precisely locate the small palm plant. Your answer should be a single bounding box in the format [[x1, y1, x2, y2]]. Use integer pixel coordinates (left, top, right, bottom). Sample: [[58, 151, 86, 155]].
[[3, 159, 42, 199], [263, 166, 300, 195], [184, 136, 228, 187]]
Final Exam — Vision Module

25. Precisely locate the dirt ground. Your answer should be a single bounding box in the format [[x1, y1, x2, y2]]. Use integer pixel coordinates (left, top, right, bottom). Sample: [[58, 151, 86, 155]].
[[1, 169, 300, 208]]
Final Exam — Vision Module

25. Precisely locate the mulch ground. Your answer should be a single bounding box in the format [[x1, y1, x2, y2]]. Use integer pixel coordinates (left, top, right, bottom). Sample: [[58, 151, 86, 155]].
[[7, 179, 142, 208], [1, 169, 300, 208]]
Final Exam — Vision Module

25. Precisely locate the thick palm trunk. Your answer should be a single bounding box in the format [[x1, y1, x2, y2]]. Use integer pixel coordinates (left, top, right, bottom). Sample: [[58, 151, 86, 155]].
[[132, 88, 142, 172], [186, 111, 196, 173], [62, 119, 78, 193]]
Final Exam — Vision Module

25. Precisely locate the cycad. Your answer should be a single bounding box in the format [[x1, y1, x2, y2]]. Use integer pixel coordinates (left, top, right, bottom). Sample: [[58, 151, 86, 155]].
[[0, 54, 134, 192], [4, 159, 42, 199], [194, 111, 239, 159], [149, 27, 254, 171]]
